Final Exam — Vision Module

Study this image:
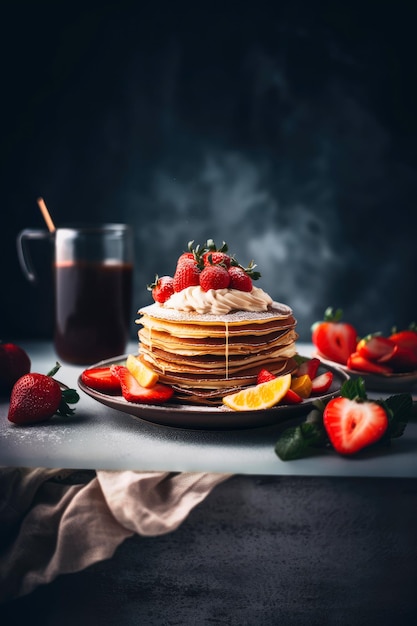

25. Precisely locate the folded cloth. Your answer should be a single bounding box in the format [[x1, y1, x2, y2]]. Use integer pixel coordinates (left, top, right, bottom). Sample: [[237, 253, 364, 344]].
[[0, 467, 231, 602]]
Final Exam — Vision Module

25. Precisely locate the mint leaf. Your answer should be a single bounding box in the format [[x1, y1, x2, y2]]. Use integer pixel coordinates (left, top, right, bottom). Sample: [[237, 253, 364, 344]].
[[340, 377, 367, 401], [380, 393, 413, 439], [275, 418, 326, 461]]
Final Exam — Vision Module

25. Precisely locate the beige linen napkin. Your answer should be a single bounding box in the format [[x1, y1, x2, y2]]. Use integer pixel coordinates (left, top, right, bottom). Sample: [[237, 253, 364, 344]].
[[0, 467, 231, 602]]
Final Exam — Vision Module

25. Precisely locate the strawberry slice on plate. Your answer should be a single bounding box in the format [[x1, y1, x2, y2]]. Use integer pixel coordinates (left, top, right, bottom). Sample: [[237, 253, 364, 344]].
[[347, 352, 393, 375], [323, 396, 388, 455], [110, 365, 174, 403], [310, 371, 333, 394], [312, 308, 357, 365], [81, 366, 121, 393], [356, 336, 397, 363], [296, 357, 321, 379]]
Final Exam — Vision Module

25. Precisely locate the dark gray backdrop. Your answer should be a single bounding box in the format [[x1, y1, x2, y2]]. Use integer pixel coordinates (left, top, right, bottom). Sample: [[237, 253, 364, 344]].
[[2, 1, 416, 342]]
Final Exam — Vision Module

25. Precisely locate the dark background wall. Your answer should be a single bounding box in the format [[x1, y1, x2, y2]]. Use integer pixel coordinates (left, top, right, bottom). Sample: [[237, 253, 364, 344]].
[[1, 0, 416, 343]]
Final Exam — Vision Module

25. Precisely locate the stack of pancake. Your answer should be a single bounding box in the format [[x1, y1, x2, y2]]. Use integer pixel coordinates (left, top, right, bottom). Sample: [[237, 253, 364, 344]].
[[136, 301, 298, 404]]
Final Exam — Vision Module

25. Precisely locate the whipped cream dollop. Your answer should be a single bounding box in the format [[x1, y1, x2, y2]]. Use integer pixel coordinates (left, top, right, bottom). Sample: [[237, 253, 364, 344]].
[[163, 286, 273, 315]]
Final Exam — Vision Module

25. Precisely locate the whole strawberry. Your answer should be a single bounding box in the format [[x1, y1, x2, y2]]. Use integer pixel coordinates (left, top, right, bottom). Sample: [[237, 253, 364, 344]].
[[8, 363, 79, 425], [203, 251, 231, 267], [228, 266, 253, 292], [199, 264, 231, 291], [202, 239, 231, 268], [148, 275, 174, 303], [0, 342, 31, 395], [173, 258, 201, 292]]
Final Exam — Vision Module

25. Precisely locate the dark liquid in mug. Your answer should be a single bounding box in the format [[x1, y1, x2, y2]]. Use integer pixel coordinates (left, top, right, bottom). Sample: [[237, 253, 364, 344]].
[[54, 261, 133, 364]]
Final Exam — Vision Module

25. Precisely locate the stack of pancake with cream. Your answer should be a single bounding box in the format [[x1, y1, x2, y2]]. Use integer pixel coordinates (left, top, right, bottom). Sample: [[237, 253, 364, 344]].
[[137, 266, 298, 404]]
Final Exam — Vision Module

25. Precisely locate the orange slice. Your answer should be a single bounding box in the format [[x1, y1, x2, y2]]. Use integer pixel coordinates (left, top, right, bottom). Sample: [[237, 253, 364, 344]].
[[290, 374, 312, 399], [126, 354, 159, 388], [222, 373, 292, 411]]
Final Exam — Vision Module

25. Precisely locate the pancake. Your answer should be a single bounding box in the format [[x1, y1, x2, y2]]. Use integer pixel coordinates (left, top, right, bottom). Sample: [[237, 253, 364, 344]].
[[136, 300, 298, 403]]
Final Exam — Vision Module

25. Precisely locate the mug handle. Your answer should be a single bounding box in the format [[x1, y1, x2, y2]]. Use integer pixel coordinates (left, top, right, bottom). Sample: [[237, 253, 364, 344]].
[[16, 229, 53, 282]]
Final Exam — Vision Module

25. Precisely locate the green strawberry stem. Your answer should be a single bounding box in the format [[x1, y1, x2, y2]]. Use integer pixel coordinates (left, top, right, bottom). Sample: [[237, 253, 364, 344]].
[[47, 362, 62, 377], [47, 361, 80, 416]]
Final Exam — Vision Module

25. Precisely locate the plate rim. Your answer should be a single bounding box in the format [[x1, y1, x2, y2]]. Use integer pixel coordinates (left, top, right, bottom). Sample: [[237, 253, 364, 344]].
[[315, 354, 417, 389], [77, 354, 349, 430]]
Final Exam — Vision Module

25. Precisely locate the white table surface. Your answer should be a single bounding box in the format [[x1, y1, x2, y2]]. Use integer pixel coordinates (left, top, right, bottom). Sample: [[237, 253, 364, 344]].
[[1, 341, 416, 477]]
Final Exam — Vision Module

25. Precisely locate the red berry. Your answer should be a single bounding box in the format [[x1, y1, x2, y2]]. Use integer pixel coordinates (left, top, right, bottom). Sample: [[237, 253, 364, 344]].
[[80, 366, 121, 393], [8, 374, 61, 424], [173, 259, 201, 292], [0, 342, 31, 395], [323, 397, 388, 455], [149, 275, 174, 303], [228, 266, 253, 292], [110, 365, 174, 403], [311, 308, 357, 365], [199, 264, 231, 291], [202, 251, 231, 268]]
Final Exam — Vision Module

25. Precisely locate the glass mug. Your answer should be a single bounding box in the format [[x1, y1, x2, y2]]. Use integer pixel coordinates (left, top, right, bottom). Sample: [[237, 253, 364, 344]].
[[17, 224, 134, 365]]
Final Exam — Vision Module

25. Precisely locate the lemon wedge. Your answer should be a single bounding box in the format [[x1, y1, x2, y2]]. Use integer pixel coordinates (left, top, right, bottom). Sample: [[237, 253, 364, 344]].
[[222, 373, 292, 411], [126, 354, 159, 388], [290, 374, 312, 398]]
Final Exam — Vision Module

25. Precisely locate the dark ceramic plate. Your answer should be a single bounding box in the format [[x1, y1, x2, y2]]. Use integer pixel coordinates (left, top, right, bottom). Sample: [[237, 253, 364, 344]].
[[316, 356, 417, 392], [77, 355, 349, 430]]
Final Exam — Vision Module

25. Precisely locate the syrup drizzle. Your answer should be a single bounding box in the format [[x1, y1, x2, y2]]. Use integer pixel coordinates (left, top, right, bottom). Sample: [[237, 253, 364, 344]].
[[225, 320, 229, 379]]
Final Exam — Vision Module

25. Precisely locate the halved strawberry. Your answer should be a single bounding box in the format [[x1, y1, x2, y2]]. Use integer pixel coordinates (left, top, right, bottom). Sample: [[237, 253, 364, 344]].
[[311, 308, 357, 365], [347, 352, 393, 375], [110, 365, 174, 403], [310, 371, 333, 394], [356, 336, 397, 363], [296, 357, 321, 379], [81, 366, 121, 393], [323, 397, 388, 455]]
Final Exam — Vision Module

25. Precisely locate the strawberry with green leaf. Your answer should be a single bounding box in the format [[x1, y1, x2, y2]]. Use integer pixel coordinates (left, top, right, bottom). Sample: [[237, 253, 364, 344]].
[[275, 377, 413, 460], [312, 307, 358, 365], [8, 363, 79, 425], [148, 275, 175, 304]]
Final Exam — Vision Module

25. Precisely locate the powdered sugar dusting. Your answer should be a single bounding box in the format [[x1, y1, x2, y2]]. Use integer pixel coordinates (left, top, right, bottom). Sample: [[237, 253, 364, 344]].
[[137, 300, 293, 324]]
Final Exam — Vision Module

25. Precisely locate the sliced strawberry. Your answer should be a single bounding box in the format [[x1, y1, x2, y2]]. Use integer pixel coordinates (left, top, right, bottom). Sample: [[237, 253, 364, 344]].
[[389, 329, 417, 354], [110, 365, 174, 403], [347, 352, 393, 375], [356, 336, 397, 363], [257, 368, 276, 384], [257, 369, 302, 403], [310, 371, 333, 394], [323, 397, 388, 455], [282, 388, 303, 404], [81, 366, 121, 393], [386, 345, 417, 372], [311, 308, 357, 365], [296, 357, 321, 379]]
